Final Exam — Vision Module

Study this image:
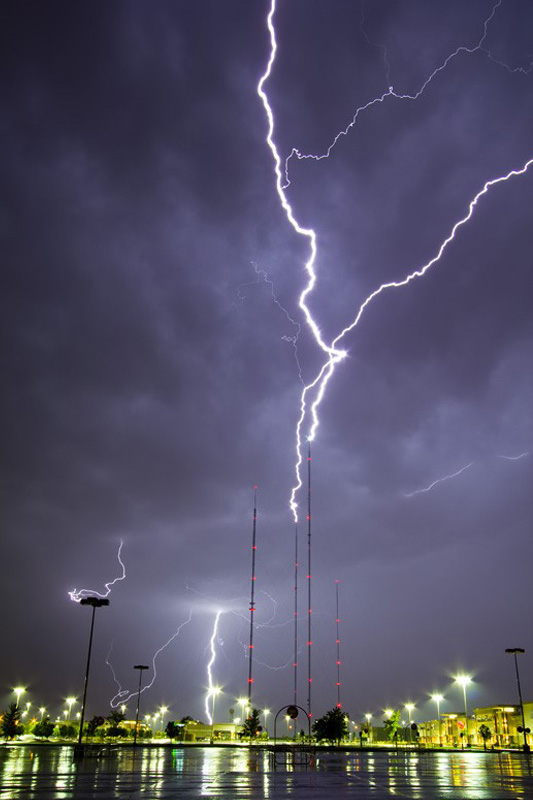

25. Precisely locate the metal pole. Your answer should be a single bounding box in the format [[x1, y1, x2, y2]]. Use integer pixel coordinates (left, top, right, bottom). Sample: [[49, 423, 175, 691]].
[[77, 605, 96, 746], [506, 648, 529, 753], [247, 486, 258, 707], [307, 442, 312, 720], [294, 523, 298, 707], [133, 665, 148, 746], [463, 685, 469, 747]]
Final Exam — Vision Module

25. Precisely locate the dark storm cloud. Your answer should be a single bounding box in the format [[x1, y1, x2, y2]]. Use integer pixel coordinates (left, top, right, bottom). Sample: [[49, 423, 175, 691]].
[[1, 0, 532, 720]]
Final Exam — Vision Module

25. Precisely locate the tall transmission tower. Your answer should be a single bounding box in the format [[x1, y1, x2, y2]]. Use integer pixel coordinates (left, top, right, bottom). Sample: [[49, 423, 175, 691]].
[[247, 485, 258, 707], [334, 580, 342, 709], [306, 441, 312, 718], [293, 522, 298, 706]]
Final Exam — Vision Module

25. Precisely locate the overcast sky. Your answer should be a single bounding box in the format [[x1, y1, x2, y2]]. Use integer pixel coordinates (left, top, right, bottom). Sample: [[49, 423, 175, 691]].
[[2, 0, 532, 726]]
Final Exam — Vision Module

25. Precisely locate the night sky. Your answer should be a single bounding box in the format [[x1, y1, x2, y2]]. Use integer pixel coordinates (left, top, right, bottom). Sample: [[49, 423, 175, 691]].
[[2, 0, 532, 725]]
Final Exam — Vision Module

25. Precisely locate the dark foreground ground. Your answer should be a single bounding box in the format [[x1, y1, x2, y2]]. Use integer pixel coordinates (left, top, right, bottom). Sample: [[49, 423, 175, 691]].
[[1, 745, 532, 799]]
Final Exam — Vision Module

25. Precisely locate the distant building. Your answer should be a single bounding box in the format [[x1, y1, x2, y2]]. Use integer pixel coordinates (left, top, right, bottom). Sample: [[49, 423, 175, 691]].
[[419, 703, 533, 749]]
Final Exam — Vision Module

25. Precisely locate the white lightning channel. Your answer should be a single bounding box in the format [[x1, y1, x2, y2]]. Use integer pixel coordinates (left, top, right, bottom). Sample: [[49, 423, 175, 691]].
[[109, 609, 193, 707], [498, 451, 530, 461], [259, 0, 533, 522], [284, 0, 515, 180], [204, 610, 223, 724], [69, 540, 126, 603], [403, 462, 475, 498]]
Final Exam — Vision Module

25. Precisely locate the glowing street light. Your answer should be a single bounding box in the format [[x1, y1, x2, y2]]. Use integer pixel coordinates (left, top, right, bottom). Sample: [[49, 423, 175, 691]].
[[65, 697, 77, 721], [454, 675, 472, 748], [405, 703, 415, 744], [159, 705, 169, 732], [13, 687, 26, 708], [384, 708, 394, 719], [505, 648, 530, 753], [238, 696, 249, 718], [39, 707, 46, 722], [262, 708, 271, 737], [431, 694, 444, 747]]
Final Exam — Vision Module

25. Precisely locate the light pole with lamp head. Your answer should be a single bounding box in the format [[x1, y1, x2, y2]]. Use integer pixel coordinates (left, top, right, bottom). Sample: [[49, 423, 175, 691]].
[[77, 597, 110, 748], [405, 703, 415, 744], [133, 665, 149, 745], [431, 694, 444, 747], [454, 675, 472, 748], [505, 648, 530, 753]]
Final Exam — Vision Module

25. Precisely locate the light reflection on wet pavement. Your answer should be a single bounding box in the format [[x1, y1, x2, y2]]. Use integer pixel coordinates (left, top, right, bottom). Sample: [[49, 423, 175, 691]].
[[0, 746, 532, 799]]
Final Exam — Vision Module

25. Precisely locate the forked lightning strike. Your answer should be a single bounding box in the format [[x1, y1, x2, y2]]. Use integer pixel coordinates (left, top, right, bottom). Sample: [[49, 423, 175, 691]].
[[404, 462, 475, 498], [258, 0, 533, 520], [109, 609, 193, 707], [204, 610, 223, 724], [69, 540, 126, 603]]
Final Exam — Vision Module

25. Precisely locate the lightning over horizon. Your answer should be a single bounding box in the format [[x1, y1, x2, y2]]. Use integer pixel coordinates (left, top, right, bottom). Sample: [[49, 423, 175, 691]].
[[258, 0, 533, 522], [68, 540, 126, 603]]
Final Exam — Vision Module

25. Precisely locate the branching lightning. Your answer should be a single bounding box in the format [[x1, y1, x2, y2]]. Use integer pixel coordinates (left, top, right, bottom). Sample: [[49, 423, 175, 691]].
[[403, 462, 475, 498], [404, 451, 531, 497], [69, 540, 126, 603], [498, 451, 530, 461], [204, 609, 223, 724], [258, 0, 533, 521], [109, 609, 193, 707]]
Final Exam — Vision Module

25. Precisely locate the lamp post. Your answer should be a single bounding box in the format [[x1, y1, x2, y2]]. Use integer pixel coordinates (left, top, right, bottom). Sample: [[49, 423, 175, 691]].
[[455, 676, 472, 748], [431, 694, 444, 747], [39, 707, 46, 722], [262, 708, 270, 738], [66, 697, 77, 722], [405, 703, 415, 745], [159, 705, 169, 733], [505, 648, 530, 753], [133, 665, 149, 745], [13, 687, 26, 708], [77, 597, 110, 748], [210, 688, 221, 744], [365, 713, 372, 743]]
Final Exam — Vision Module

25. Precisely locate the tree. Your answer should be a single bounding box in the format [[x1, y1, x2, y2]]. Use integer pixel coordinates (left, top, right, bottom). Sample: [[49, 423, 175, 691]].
[[384, 710, 401, 742], [1, 703, 24, 740], [86, 716, 106, 737], [33, 717, 55, 739], [59, 724, 77, 739], [312, 707, 349, 745], [479, 724, 492, 750], [166, 721, 185, 741], [106, 709, 126, 739], [240, 708, 263, 739]]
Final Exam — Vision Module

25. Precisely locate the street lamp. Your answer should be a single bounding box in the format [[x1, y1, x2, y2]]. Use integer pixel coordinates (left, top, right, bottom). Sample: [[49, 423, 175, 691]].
[[77, 597, 110, 747], [66, 697, 77, 722], [13, 687, 26, 708], [262, 709, 271, 738], [159, 705, 169, 733], [505, 648, 530, 753], [431, 694, 444, 747], [133, 665, 149, 745], [39, 707, 46, 722], [210, 688, 221, 743], [454, 675, 472, 748], [405, 703, 415, 744]]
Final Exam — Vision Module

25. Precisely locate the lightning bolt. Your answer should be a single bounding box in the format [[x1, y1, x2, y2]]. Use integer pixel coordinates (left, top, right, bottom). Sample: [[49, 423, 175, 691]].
[[237, 262, 304, 384], [258, 0, 533, 520], [284, 0, 528, 179], [68, 540, 126, 602], [498, 451, 530, 461], [404, 451, 531, 497], [109, 609, 193, 707], [204, 609, 223, 724], [403, 462, 475, 499]]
